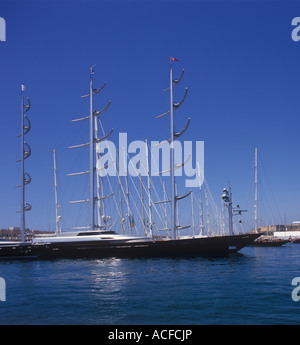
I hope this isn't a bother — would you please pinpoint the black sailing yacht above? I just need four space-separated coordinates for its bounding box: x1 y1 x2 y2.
0 62 260 259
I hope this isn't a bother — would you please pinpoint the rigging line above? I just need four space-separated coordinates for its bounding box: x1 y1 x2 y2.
203 180 224 236
145 140 173 221
193 192 205 232
258 163 272 220
102 173 121 217
258 154 283 224
149 177 170 226
130 156 150 211
146 139 169 194
124 147 167 228
96 116 122 219
129 154 167 227
260 186 272 226
71 173 89 229
61 105 89 151
149 175 170 222
203 178 221 218
260 177 276 225
244 158 255 214
125 153 152 234
53 152 64 230
113 151 131 228
241 155 255 230
83 88 121 222
130 154 167 227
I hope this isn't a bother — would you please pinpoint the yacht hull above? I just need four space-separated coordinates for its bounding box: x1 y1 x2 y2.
36 233 259 259
0 233 260 259
0 242 38 259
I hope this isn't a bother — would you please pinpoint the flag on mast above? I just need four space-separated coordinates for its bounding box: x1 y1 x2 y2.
170 57 180 63
21 84 26 91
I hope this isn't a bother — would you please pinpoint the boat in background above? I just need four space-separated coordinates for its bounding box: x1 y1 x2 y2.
249 235 290 247
248 147 288 247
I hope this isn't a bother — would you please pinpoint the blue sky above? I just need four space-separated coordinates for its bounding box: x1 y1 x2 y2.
1 0 300 231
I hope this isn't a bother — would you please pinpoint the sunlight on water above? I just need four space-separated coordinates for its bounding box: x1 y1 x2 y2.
1 245 300 324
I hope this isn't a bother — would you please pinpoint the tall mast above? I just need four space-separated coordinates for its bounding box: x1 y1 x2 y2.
69 67 112 231
191 190 195 236
162 181 168 230
254 147 258 233
20 88 25 242
205 189 210 235
19 85 31 242
52 149 61 234
169 64 176 240
123 147 132 234
156 58 189 240
198 186 204 235
95 114 102 228
197 161 204 236
139 160 146 235
89 67 95 231
145 139 153 238
116 149 125 234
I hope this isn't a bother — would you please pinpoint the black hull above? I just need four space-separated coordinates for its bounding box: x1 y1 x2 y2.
0 243 38 259
0 233 260 260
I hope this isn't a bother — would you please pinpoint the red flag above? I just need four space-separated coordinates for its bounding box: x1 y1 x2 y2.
170 57 180 62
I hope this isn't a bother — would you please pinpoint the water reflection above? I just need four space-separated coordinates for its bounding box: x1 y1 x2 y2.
1 245 300 324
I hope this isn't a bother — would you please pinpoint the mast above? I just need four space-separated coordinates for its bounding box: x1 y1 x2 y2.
116 149 125 234
145 139 153 238
19 85 31 243
89 67 95 231
139 160 146 235
156 58 189 239
52 149 61 235
69 66 113 231
20 88 25 242
254 147 258 233
94 102 101 228
205 189 210 236
175 183 179 227
197 162 204 236
123 147 132 234
191 190 195 236
162 181 168 230
199 186 204 235
169 64 176 240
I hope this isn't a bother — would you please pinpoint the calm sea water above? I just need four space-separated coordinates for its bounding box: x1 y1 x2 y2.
1 244 300 325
